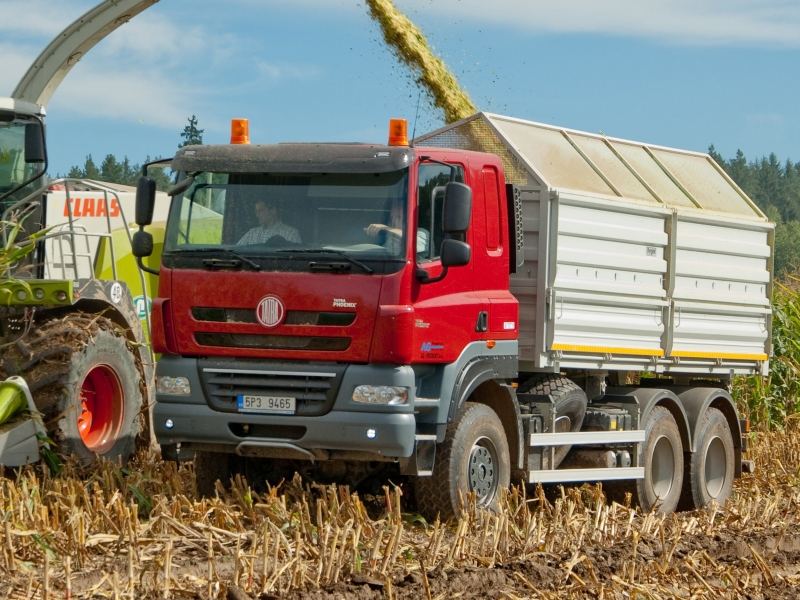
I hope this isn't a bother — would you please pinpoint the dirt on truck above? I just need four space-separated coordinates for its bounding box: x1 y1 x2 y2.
132 114 772 522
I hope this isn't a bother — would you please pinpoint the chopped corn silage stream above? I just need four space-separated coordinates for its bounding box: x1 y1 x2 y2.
0 428 798 599
365 0 476 124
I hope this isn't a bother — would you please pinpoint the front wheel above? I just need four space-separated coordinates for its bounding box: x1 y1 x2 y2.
413 402 510 522
679 408 735 510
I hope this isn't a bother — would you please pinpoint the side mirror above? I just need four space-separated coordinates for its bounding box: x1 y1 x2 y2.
440 239 471 268
135 176 157 227
416 239 471 284
24 123 45 164
443 182 472 233
132 230 154 258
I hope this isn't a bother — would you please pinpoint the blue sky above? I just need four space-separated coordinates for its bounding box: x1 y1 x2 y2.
2 0 799 175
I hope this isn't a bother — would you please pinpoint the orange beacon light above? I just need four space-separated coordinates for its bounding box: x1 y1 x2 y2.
388 119 409 147
230 119 251 145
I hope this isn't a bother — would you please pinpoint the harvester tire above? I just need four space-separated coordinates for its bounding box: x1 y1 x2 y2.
606 406 684 513
519 374 587 468
678 408 734 510
194 451 231 498
413 402 510 522
0 316 145 465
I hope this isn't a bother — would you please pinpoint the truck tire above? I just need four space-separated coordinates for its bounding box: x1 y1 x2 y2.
0 316 144 465
678 408 735 510
607 406 683 513
413 402 510 522
520 374 587 467
194 451 231 498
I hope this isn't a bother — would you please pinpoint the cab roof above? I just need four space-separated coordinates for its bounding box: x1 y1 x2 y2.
172 143 414 174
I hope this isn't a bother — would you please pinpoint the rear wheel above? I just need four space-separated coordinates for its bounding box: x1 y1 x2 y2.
413 402 510 522
0 316 144 465
607 406 683 513
679 408 735 510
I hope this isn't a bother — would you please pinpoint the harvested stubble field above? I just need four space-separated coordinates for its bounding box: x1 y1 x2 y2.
0 427 799 600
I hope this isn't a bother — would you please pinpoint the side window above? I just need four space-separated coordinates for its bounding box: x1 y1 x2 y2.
417 164 464 262
178 173 227 245
482 167 501 251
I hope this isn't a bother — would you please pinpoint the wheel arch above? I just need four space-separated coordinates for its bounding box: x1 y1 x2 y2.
447 353 517 417
468 380 524 471
673 387 742 476
607 386 692 452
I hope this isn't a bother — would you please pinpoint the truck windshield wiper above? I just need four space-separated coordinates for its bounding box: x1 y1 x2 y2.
173 247 261 271
276 249 374 274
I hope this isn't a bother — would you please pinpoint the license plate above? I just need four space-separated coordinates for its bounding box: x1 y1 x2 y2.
237 395 296 415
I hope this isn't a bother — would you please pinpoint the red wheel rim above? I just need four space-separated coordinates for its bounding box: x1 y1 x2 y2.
77 364 125 454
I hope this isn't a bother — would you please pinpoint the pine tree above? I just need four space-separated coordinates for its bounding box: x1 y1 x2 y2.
180 115 204 148
100 154 124 185
82 155 101 181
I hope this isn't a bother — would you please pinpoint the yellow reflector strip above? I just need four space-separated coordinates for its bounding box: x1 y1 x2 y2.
671 350 768 361
551 344 665 357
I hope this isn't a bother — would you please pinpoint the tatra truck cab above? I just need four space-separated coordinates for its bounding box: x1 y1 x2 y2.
136 115 771 520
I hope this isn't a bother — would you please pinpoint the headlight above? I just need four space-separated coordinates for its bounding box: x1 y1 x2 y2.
157 376 191 395
352 385 408 405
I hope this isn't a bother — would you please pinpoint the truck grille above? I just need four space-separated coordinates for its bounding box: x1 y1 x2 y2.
198 360 347 416
195 333 351 351
193 307 356 326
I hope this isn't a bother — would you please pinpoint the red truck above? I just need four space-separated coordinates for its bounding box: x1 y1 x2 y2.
135 115 770 519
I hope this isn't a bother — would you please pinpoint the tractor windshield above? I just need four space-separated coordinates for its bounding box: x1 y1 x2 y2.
163 170 412 267
0 121 41 208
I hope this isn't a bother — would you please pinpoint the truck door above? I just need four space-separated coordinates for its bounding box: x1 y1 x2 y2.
411 161 482 363
474 165 518 340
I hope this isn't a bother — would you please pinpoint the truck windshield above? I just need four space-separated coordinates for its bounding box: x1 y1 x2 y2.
0 121 40 206
163 170 410 260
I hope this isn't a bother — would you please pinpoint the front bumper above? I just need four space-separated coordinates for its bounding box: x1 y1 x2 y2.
153 355 417 458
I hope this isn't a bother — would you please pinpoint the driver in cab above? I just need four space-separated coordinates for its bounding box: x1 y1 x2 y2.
238 200 301 245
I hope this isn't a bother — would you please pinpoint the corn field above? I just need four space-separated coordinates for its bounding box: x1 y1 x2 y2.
733 277 800 429
0 422 797 600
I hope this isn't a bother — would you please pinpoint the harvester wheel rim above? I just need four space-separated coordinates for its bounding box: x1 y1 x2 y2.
77 364 125 454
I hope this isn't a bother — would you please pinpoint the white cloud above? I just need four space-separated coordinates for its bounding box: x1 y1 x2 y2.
437 0 800 47
0 1 95 36
0 1 317 128
0 44 38 96
6 0 800 55
251 0 800 47
51 64 192 129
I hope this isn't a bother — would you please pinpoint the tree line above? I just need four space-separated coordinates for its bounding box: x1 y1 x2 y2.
58 114 204 192
709 146 800 275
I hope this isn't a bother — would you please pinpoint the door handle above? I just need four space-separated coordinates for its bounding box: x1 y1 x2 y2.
476 311 488 333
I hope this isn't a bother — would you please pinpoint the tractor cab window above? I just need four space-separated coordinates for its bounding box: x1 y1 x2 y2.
0 121 40 206
417 163 464 263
